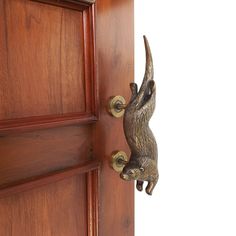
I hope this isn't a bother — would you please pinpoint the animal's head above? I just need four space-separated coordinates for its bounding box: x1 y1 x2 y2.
120 161 145 181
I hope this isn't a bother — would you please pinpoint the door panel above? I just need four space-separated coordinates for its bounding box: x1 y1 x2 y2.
0 163 99 236
0 175 88 236
0 0 85 119
0 0 97 131
0 125 92 185
0 0 134 235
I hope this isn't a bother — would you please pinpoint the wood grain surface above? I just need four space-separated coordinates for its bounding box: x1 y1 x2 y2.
0 0 134 235
0 125 93 186
94 0 135 235
0 0 85 119
0 0 97 131
0 174 88 236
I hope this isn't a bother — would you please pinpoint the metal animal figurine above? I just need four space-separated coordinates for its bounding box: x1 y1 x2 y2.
120 36 158 195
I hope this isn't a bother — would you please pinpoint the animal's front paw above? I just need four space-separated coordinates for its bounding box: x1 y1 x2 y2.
145 180 157 195
145 187 153 195
136 180 144 192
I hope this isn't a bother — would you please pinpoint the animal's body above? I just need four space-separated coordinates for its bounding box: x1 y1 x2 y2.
120 36 158 195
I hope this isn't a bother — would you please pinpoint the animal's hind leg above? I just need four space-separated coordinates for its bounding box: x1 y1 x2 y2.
130 83 138 101
138 80 156 115
136 180 144 191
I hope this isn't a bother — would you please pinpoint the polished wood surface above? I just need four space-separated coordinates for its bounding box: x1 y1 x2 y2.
0 125 93 186
0 0 97 131
0 161 99 236
0 0 134 235
0 160 99 199
0 0 85 119
95 0 134 235
0 175 88 236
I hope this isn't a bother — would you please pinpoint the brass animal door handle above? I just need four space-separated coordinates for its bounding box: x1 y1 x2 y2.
109 36 158 195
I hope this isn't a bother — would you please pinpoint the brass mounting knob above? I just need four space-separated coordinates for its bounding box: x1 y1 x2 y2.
111 151 128 173
109 36 159 195
108 96 126 118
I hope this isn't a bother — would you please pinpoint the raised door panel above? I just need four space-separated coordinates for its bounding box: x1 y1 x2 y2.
0 0 97 131
0 163 99 236
0 125 93 186
0 176 87 236
0 0 85 118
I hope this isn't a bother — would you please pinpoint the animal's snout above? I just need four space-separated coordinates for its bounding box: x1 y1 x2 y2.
120 172 130 180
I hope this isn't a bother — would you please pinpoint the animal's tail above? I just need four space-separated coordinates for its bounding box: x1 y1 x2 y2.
135 36 154 107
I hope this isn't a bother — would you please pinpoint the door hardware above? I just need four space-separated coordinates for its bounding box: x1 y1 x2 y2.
108 96 126 118
109 36 159 195
111 151 128 173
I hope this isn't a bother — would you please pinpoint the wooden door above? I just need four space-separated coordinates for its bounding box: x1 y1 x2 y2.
0 0 134 235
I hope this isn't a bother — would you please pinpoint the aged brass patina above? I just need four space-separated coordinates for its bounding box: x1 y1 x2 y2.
111 151 128 173
110 36 158 195
108 96 126 118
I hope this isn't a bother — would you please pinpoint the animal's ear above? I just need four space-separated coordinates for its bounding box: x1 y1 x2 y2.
140 167 145 172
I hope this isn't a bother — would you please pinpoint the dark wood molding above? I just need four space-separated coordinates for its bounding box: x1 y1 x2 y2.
0 114 98 133
63 0 96 5
31 0 95 10
0 160 100 199
87 169 99 236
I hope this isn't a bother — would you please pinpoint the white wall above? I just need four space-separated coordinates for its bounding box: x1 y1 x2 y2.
135 1 236 235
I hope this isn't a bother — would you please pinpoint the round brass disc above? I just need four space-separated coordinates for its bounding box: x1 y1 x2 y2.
108 96 126 118
111 151 128 173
